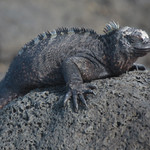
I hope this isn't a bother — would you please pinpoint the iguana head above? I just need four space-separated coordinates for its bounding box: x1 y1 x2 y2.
102 21 150 73
119 26 150 57
103 21 150 57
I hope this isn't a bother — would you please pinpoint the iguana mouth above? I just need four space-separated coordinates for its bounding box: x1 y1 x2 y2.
134 41 150 53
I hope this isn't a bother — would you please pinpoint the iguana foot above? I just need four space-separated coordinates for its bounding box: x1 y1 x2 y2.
129 63 146 71
63 83 96 111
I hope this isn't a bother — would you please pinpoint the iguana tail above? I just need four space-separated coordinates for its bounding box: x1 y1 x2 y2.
0 80 17 109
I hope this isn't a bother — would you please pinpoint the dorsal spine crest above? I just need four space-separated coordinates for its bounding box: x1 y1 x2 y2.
103 21 119 34
18 27 99 56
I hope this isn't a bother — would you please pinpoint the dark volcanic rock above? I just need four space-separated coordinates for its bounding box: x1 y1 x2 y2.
0 71 150 150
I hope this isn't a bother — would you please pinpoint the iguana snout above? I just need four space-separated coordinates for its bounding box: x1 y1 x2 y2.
119 27 150 56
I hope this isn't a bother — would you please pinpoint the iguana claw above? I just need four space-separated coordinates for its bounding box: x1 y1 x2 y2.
63 83 96 111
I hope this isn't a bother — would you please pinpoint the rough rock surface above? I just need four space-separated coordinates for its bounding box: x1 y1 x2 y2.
0 71 150 150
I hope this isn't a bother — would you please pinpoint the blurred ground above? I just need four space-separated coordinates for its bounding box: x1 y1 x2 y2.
0 0 150 78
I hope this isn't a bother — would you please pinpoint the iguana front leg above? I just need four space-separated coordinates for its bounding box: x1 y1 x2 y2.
62 56 109 111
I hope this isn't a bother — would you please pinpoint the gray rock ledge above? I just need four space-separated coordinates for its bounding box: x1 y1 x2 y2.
0 71 150 150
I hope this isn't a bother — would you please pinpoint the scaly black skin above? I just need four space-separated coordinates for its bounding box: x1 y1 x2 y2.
0 22 150 111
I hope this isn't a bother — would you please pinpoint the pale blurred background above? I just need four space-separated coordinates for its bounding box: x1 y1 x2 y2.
0 0 150 80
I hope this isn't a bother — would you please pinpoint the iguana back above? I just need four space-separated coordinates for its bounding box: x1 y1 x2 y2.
0 22 150 110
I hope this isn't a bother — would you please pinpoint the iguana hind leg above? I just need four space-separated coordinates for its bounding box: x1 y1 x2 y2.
129 63 146 71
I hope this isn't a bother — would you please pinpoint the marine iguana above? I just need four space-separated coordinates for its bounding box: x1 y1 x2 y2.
0 21 150 111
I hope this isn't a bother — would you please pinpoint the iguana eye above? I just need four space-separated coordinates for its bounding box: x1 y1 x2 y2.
125 35 135 43
130 38 135 43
